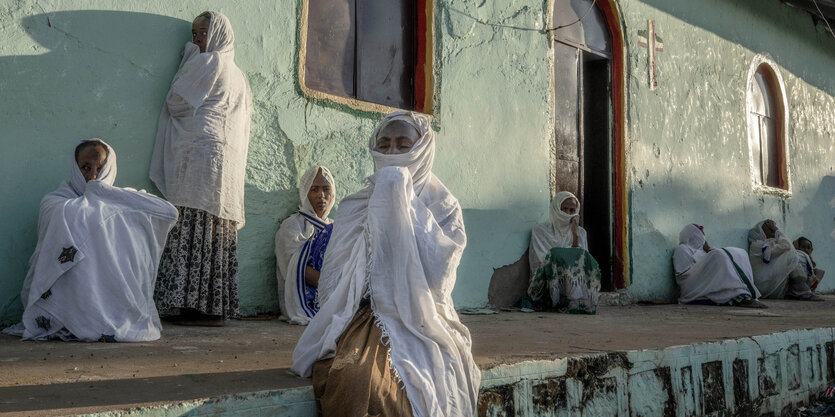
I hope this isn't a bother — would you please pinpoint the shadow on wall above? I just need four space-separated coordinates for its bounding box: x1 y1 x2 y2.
797 175 835 290
0 10 189 325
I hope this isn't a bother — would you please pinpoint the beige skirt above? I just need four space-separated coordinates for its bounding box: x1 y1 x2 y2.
313 303 413 417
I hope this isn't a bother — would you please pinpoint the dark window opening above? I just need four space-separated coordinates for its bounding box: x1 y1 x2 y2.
304 0 419 110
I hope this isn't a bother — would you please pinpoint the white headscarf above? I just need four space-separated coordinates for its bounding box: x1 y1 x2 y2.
69 139 117 196
292 112 480 417
528 191 588 275
368 111 435 195
549 191 580 246
297 165 336 219
673 224 707 275
747 220 799 298
149 11 252 228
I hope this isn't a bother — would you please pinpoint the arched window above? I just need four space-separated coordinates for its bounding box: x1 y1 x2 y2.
300 0 432 113
746 56 789 192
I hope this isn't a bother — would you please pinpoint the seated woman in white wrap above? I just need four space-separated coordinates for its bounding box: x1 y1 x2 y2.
2 140 178 342
275 165 336 325
527 191 601 314
151 11 253 326
673 224 764 308
748 220 822 301
291 112 480 417
793 237 825 292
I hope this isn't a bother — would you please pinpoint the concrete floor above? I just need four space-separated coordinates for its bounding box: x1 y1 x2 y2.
1 295 834 416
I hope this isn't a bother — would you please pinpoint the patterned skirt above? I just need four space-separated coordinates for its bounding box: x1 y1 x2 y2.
155 206 239 319
528 247 602 314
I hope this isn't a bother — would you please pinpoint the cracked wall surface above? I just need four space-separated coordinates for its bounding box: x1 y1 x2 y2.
1 0 834 324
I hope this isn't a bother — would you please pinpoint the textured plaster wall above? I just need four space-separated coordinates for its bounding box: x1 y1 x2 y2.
619 0 835 300
1 0 834 324
0 0 552 324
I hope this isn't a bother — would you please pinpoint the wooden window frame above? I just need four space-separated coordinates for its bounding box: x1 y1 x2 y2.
745 54 791 198
298 0 435 115
548 0 629 288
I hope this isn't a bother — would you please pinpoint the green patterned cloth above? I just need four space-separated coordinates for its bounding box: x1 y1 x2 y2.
528 247 601 314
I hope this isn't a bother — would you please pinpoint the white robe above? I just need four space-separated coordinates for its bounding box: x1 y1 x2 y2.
747 221 800 299
275 166 335 325
7 140 177 342
529 191 588 275
150 12 252 227
673 224 759 304
291 112 480 417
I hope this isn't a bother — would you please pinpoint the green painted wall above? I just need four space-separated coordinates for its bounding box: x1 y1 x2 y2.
620 0 835 300
1 0 833 324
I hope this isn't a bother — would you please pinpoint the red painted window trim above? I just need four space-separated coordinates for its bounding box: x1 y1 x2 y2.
595 0 627 289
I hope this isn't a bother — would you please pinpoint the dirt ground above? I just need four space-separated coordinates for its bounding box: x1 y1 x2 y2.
1 295 834 416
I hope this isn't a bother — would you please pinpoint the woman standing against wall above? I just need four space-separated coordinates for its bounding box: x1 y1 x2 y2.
150 11 253 326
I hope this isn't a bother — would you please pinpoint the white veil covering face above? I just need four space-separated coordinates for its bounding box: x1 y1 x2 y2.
528 191 588 275
275 165 335 325
673 224 707 275
747 220 799 298
291 112 480 417
149 11 252 228
8 140 178 342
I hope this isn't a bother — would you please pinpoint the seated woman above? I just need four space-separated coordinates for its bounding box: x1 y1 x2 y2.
793 237 825 292
275 165 336 325
3 140 178 342
291 112 480 417
673 224 764 308
748 220 821 300
527 191 601 314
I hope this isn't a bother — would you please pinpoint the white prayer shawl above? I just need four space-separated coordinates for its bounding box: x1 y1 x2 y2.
150 11 252 228
292 112 480 417
529 191 588 275
748 221 800 299
15 140 178 342
275 165 335 325
673 224 759 304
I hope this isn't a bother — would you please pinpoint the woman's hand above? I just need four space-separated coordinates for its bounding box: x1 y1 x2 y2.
703 241 712 252
570 216 580 248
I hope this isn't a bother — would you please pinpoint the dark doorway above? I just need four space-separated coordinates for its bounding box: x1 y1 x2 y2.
552 0 615 290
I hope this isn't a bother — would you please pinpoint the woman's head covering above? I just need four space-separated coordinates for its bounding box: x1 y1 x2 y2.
748 220 767 245
368 111 435 195
200 11 235 55
298 165 336 219
673 223 707 275
679 224 706 250
549 191 580 239
70 139 117 196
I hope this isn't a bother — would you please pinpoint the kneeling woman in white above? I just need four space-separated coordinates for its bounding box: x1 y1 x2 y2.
291 112 480 417
275 165 335 325
4 140 178 342
674 224 763 307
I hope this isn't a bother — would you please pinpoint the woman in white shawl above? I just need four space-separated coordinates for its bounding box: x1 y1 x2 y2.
748 220 821 300
527 191 601 314
2 139 178 342
291 112 480 417
673 224 764 307
275 165 335 325
150 11 253 326
793 237 825 292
